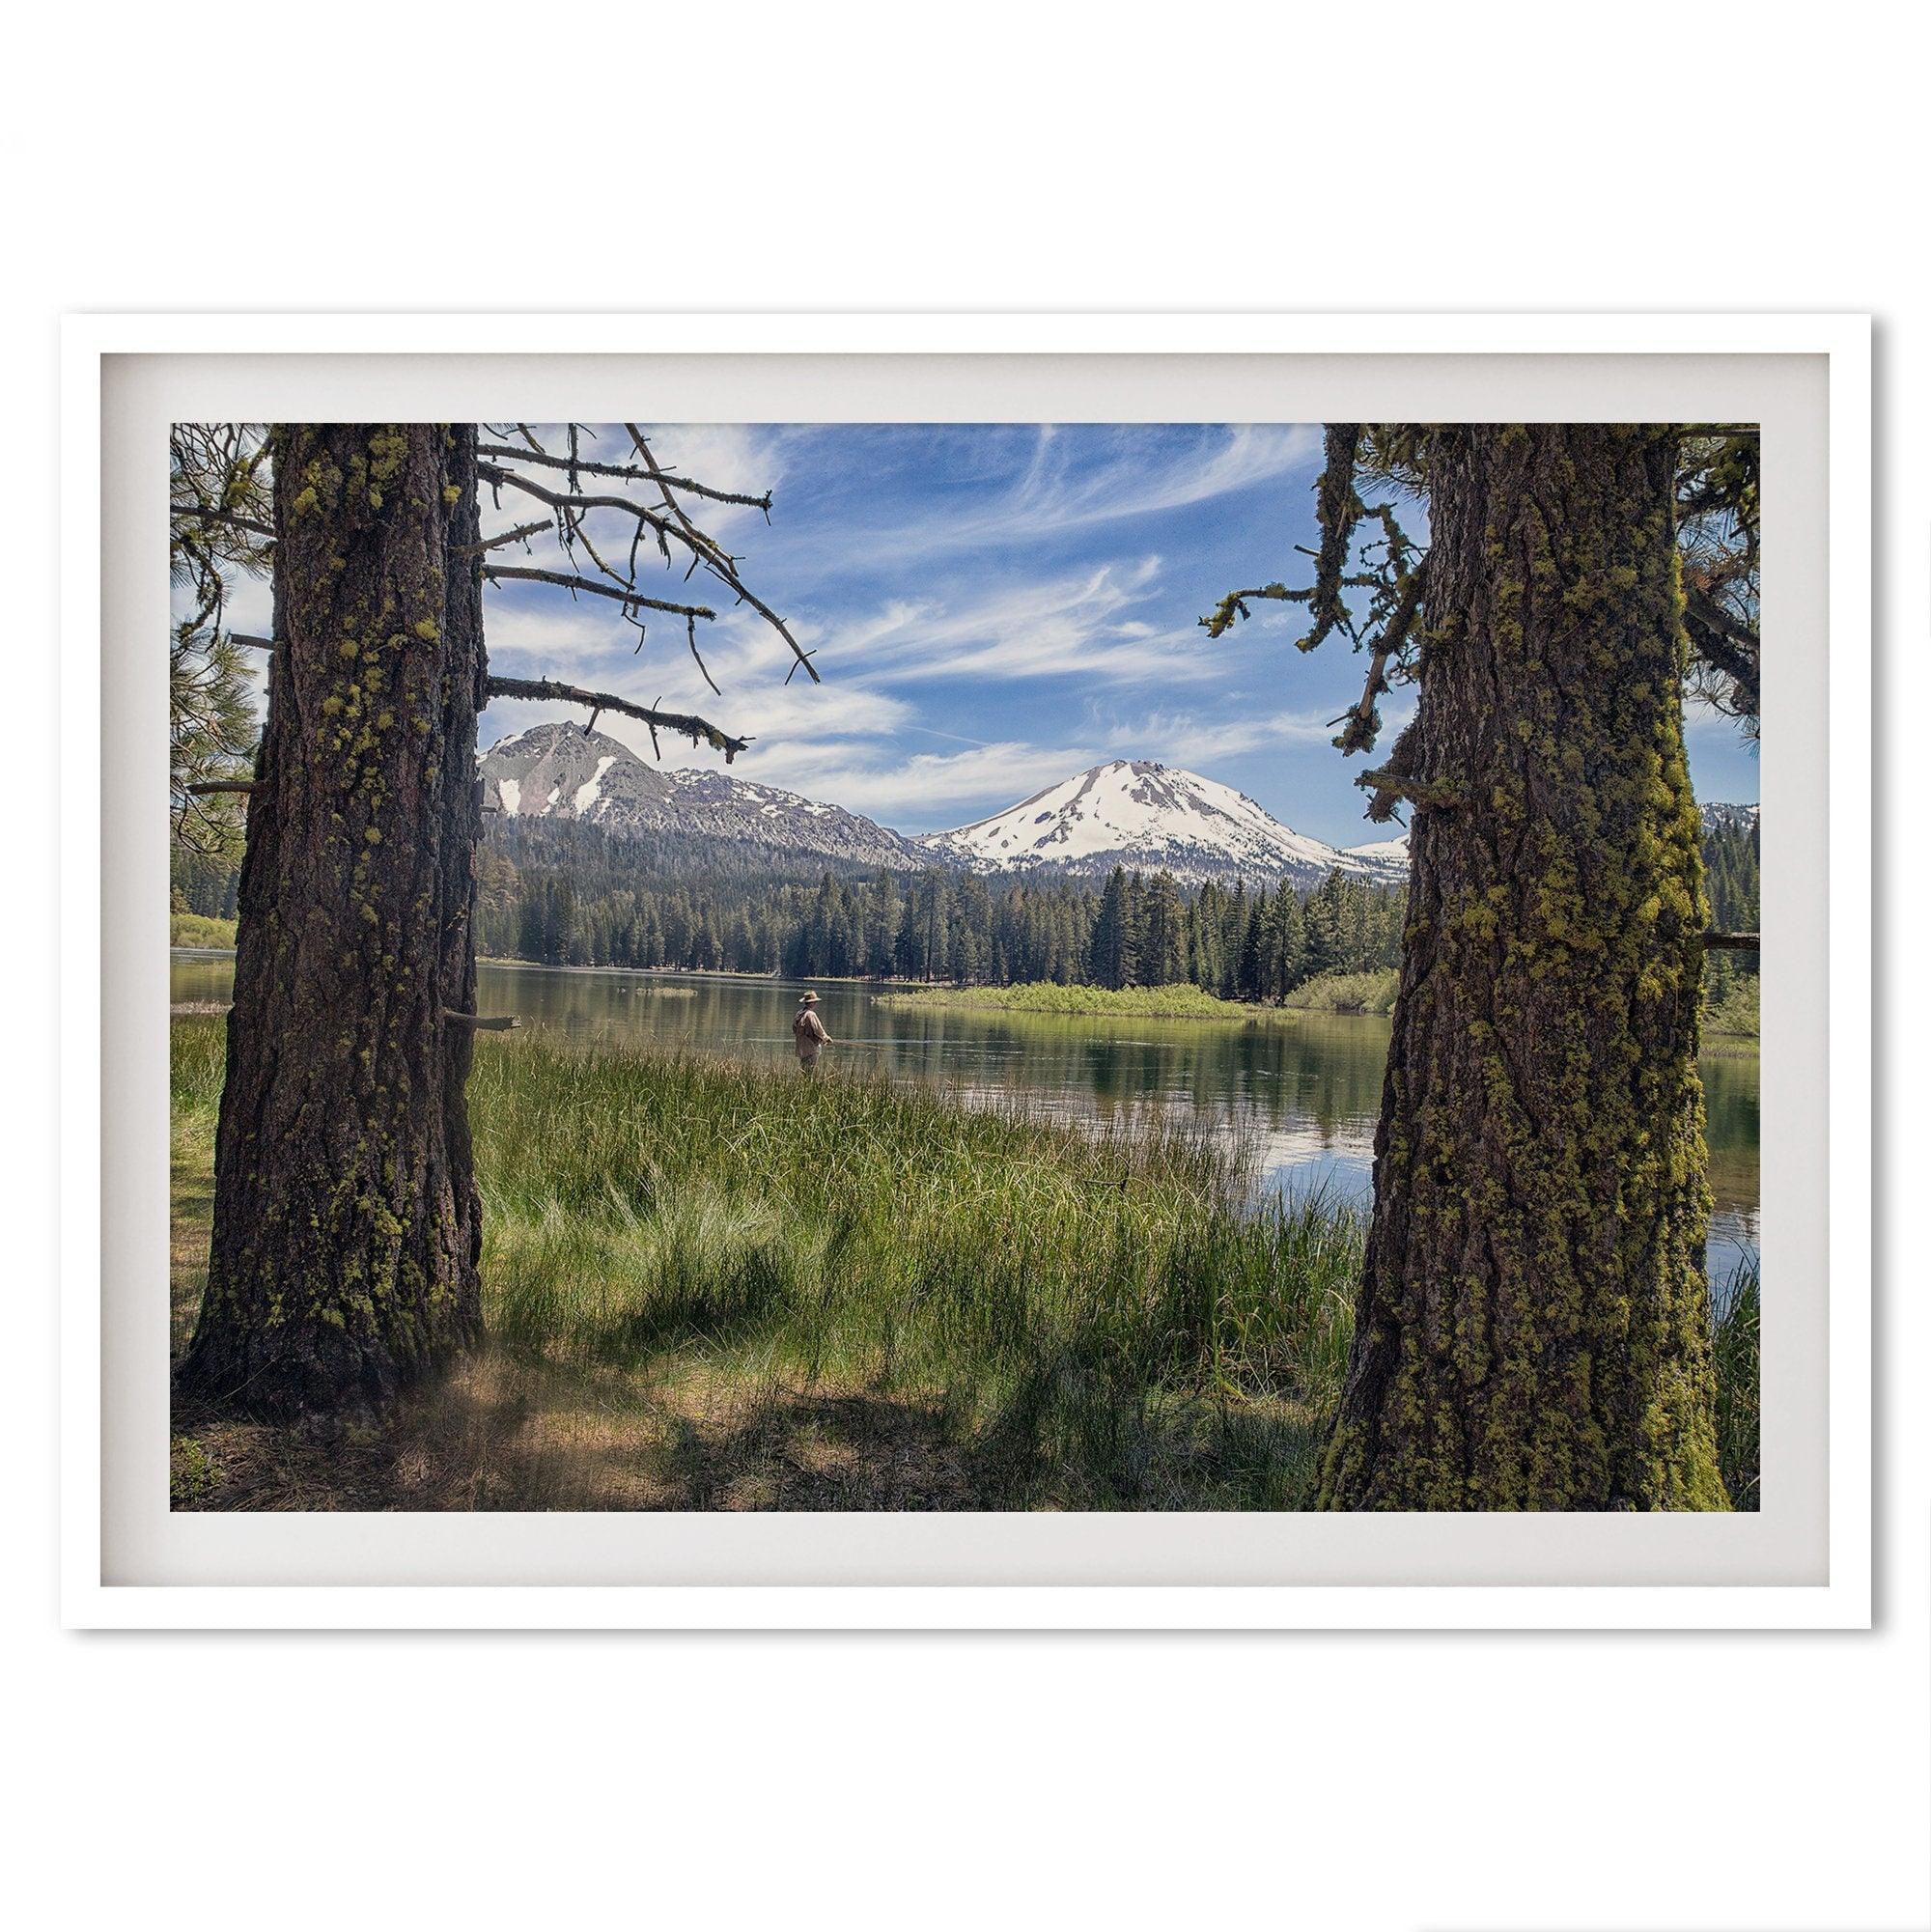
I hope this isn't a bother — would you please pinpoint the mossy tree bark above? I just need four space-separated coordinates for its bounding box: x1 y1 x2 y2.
179 425 488 1418
1318 425 1728 1509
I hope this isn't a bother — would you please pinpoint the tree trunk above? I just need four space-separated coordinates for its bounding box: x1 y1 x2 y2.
179 425 487 1418
1318 425 1727 1510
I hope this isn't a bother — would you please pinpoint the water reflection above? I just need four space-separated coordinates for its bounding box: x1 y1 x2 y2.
171 953 1759 1279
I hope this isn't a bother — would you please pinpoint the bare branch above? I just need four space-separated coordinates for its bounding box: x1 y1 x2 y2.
476 438 818 683
685 614 720 695
1330 558 1428 757
170 503 276 542
461 518 552 556
474 441 773 513
480 564 716 623
484 673 750 762
476 463 714 569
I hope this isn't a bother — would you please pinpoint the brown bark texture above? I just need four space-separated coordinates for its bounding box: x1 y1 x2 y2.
1318 425 1727 1510
179 425 487 1418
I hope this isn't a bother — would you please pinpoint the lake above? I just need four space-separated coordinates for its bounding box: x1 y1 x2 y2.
171 952 1760 1287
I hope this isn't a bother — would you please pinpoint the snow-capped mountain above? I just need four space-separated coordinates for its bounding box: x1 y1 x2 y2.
1698 800 1760 836
478 722 927 871
915 760 1413 888
478 728 1759 892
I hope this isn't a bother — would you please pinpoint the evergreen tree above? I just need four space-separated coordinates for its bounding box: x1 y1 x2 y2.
181 425 489 1416
1142 870 1187 985
1302 868 1349 978
182 422 798 1419
1088 867 1137 990
1208 422 1749 1508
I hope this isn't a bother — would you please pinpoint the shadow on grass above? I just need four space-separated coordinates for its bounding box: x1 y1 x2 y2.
171 1352 983 1512
169 1344 1327 1513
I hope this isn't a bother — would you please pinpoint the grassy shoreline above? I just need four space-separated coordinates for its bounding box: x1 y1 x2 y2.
873 981 1303 1022
1281 968 1399 1017
170 1018 1358 1510
1701 978 1761 1053
170 911 237 948
168 1016 1760 1512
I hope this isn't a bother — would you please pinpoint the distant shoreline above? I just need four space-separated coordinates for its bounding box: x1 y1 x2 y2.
875 982 1303 1023
170 949 1762 1050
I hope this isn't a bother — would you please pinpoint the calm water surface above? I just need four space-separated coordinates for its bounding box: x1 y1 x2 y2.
172 953 1760 1285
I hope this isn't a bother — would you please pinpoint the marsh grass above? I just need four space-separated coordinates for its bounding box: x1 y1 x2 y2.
168 1017 1760 1513
873 981 1298 1022
170 1018 1355 1510
467 1033 1361 1506
1711 1254 1761 1511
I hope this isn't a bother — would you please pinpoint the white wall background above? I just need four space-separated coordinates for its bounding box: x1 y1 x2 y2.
7 5 1923 1926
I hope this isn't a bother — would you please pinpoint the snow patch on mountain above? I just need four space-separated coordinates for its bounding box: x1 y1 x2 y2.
478 724 1761 895
478 721 928 871
573 756 615 815
1341 834 1411 869
1698 800 1760 835
917 760 1411 888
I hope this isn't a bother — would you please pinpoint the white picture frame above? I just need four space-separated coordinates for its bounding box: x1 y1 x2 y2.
63 312 1872 1629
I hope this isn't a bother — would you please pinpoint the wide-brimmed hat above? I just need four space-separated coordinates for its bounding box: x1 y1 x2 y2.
798 990 820 1004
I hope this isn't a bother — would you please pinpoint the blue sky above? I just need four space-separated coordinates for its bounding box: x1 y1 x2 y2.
212 423 1762 847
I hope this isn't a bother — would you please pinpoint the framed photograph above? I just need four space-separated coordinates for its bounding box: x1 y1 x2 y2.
63 313 1870 1627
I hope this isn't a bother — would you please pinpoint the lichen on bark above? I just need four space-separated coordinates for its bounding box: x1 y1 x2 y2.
1317 425 1728 1510
179 424 487 1418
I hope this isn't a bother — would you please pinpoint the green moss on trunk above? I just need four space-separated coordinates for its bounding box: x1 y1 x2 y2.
1318 425 1727 1510
180 425 488 1418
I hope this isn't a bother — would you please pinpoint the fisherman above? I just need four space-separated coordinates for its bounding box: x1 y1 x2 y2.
792 990 833 1074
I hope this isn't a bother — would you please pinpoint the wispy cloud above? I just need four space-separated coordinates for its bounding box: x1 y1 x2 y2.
814 557 1225 688
1007 423 1320 534
172 419 1750 854
1099 694 1421 769
735 738 1098 825
822 423 1320 575
478 596 626 669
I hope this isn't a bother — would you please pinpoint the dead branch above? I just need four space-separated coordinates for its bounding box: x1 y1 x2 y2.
1702 931 1761 950
1684 588 1761 714
443 1010 518 1030
475 441 772 513
171 503 276 542
484 673 750 762
476 430 818 685
479 564 716 623
461 518 552 556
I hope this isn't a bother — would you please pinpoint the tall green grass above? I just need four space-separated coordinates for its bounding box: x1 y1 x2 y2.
170 1017 1761 1511
463 1034 1357 1506
1712 1255 1761 1511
